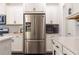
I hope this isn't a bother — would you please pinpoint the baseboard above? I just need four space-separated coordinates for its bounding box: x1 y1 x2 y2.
11 51 24 55
46 51 53 55
12 51 52 55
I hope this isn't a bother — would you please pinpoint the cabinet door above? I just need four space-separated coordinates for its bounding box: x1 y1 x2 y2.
46 38 52 51
63 3 73 16
63 47 74 55
73 3 79 14
53 44 63 55
46 35 53 52
0 40 11 55
24 3 45 12
6 5 23 24
67 20 76 36
33 4 45 11
55 51 62 55
46 4 59 24
0 4 6 14
11 36 23 52
6 6 15 24
15 6 23 24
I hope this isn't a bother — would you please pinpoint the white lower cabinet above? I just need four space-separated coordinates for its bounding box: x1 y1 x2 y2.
0 39 12 55
52 40 75 55
62 47 74 55
53 50 62 55
53 44 62 55
11 35 23 52
52 40 63 55
46 34 53 52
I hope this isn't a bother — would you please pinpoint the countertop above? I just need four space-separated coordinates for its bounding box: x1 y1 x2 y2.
0 33 23 42
46 34 79 54
0 34 13 42
51 35 79 54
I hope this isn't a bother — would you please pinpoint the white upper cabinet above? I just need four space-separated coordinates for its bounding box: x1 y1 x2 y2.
23 3 46 12
46 3 59 24
72 3 79 14
0 3 6 14
67 20 77 36
63 3 73 17
6 3 23 25
64 3 79 16
63 3 78 36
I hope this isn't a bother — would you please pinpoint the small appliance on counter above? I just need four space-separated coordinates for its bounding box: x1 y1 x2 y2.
0 28 9 36
0 15 9 36
46 24 59 34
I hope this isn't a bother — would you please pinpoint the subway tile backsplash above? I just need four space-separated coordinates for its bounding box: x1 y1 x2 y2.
6 25 23 33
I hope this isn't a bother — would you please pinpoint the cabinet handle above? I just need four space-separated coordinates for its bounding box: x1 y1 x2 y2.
63 53 67 55
56 46 59 48
52 41 55 44
52 42 55 44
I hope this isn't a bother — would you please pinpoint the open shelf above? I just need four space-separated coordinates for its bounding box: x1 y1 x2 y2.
66 12 79 21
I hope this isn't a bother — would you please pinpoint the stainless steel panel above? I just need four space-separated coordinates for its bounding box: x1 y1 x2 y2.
23 13 46 54
34 15 45 40
25 15 35 40
25 40 45 54
25 14 45 40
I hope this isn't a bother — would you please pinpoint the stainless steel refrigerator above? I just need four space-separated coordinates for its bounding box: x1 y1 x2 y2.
23 13 46 54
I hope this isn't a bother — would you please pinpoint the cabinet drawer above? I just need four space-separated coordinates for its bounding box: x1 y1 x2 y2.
11 35 23 52
63 47 74 55
52 40 62 52
53 45 63 55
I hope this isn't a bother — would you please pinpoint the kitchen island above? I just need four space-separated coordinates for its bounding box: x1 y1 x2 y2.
0 35 12 55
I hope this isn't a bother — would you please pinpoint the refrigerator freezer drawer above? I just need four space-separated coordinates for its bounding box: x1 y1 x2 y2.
25 40 46 54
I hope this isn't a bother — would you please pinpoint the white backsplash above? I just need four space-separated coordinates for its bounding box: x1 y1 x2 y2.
6 25 22 33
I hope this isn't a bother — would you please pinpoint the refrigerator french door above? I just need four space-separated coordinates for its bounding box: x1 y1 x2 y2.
23 13 46 54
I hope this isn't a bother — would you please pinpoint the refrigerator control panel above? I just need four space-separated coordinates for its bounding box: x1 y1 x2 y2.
26 22 31 32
